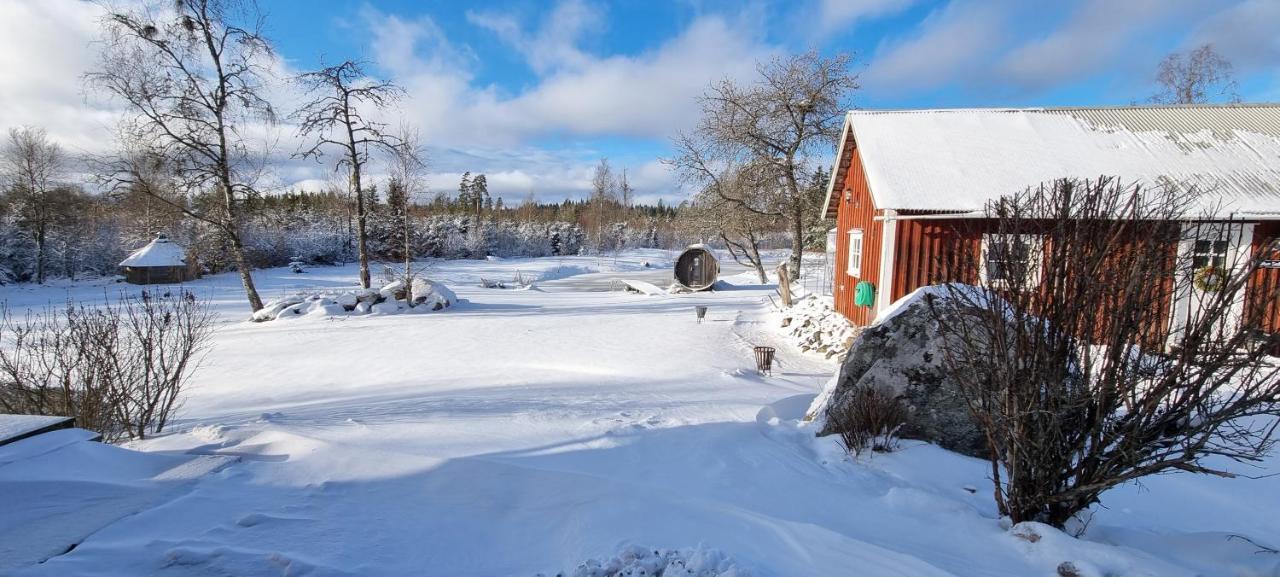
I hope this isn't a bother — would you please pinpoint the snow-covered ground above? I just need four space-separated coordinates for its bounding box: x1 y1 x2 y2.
1 250 1278 576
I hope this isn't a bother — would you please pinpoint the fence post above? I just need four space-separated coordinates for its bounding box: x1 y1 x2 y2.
776 262 792 308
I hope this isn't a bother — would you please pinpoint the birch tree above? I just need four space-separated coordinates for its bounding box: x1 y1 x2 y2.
385 123 427 294
90 0 276 311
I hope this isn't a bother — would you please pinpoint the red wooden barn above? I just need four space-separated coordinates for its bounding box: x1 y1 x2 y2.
821 104 1280 347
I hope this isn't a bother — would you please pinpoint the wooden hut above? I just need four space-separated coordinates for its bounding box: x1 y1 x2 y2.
119 234 198 285
673 245 719 291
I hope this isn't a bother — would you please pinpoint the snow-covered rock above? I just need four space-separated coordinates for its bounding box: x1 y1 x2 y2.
779 296 860 360
543 545 750 577
379 280 405 301
251 280 456 321
807 285 994 457
250 296 305 322
410 278 456 311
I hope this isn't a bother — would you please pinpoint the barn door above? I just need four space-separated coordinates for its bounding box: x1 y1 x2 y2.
1167 223 1254 348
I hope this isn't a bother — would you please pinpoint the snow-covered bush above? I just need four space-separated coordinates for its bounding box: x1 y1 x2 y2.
541 545 750 577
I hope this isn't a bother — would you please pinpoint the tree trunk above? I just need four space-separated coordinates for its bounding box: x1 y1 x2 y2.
403 200 412 306
34 227 46 284
790 201 803 281
218 178 263 311
226 228 263 311
353 166 371 289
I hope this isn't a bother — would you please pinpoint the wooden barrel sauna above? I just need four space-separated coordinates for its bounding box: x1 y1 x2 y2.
673 245 719 291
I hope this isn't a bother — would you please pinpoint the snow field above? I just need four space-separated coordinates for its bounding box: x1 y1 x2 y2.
0 250 1276 576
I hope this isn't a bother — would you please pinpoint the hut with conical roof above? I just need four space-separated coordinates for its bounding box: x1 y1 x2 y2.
119 234 198 284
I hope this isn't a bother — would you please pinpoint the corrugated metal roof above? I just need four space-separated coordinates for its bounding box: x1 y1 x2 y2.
831 104 1280 215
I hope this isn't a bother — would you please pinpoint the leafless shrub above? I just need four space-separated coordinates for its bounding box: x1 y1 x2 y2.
829 385 909 456
931 177 1280 528
0 291 214 441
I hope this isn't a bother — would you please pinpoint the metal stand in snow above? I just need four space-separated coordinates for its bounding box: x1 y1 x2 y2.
754 346 776 376
695 305 708 323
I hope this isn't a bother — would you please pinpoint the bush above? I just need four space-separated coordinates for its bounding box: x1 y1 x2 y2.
828 385 908 456
933 178 1280 528
0 290 214 441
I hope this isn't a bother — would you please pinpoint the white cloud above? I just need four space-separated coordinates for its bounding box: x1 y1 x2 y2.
466 0 604 74
998 0 1166 90
861 0 1008 93
997 0 1231 92
0 0 118 154
1186 0 1280 71
345 2 773 202
811 0 917 38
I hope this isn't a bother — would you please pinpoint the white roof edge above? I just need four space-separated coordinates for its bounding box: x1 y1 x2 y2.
847 103 1280 115
820 112 854 219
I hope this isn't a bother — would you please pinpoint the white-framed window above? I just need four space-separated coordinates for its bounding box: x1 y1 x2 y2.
847 229 864 277
1190 237 1230 270
980 233 1043 289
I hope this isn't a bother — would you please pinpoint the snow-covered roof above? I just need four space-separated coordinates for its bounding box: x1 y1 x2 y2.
823 104 1280 216
119 234 188 268
0 414 72 443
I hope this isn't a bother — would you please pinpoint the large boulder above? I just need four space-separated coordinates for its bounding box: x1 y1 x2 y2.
808 285 994 457
410 278 456 311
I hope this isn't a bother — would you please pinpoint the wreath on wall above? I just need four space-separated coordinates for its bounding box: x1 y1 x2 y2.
1193 265 1227 292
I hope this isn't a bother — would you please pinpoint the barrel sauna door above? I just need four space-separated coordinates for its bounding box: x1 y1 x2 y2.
690 256 705 285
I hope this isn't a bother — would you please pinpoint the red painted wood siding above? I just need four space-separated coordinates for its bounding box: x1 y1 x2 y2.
1248 221 1280 339
891 218 980 303
831 141 882 326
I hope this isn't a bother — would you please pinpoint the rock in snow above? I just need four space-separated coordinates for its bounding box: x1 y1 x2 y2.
252 279 456 321
780 295 860 360
807 284 992 457
541 545 750 577
410 277 456 311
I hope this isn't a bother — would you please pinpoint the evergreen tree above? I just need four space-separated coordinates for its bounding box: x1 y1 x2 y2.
457 172 473 214
472 174 489 217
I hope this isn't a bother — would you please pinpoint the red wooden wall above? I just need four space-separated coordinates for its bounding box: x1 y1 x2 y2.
889 218 980 303
831 140 883 326
1248 221 1280 339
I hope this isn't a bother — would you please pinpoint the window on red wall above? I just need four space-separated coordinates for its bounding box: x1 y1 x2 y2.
847 229 863 277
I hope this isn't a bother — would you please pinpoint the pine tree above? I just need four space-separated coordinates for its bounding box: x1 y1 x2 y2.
472 174 489 218
457 172 473 214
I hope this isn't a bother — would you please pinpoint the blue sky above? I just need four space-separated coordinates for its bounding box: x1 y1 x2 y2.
1 0 1278 203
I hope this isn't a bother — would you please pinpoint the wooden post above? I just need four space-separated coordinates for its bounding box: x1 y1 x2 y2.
776 262 793 308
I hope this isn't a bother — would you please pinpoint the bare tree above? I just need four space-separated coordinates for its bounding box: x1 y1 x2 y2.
1 127 67 283
932 177 1280 528
1149 44 1241 105
620 168 633 208
679 165 780 284
294 59 404 289
588 158 618 252
89 0 276 311
384 122 428 300
669 50 856 280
